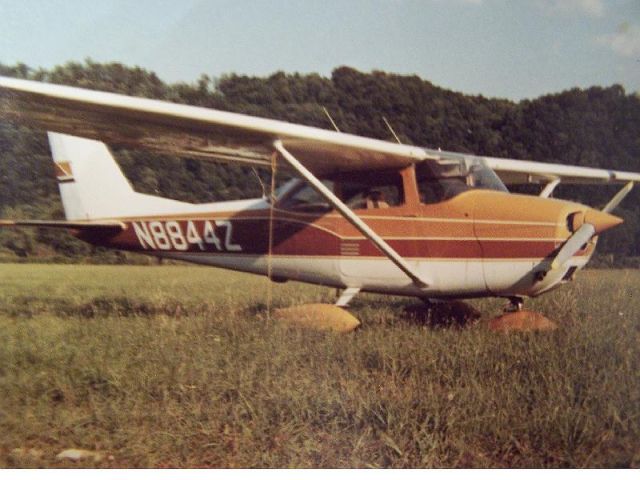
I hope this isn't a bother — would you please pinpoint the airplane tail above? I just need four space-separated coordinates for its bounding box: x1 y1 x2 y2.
48 132 191 220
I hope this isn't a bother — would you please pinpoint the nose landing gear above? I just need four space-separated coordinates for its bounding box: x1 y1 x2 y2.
489 296 557 332
506 296 524 313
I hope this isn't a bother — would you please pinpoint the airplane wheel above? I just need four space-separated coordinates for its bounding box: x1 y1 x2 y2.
487 310 557 332
273 304 361 333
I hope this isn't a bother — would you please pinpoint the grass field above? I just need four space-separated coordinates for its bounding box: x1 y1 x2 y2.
0 264 638 468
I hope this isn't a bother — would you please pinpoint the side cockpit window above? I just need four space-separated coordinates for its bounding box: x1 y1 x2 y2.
340 172 404 210
277 171 406 212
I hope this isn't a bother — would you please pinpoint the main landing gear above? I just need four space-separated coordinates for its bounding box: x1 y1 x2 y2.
267 287 362 334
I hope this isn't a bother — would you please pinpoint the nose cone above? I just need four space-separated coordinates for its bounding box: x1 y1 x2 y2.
584 209 623 234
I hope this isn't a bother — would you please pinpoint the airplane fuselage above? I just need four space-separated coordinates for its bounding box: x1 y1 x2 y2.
75 189 597 300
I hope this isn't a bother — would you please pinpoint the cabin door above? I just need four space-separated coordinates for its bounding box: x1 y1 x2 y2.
337 170 414 286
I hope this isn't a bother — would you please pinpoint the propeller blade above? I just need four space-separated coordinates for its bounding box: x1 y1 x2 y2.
603 181 634 213
551 223 595 270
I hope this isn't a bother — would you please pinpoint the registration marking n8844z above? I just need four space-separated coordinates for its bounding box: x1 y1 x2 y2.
132 220 242 252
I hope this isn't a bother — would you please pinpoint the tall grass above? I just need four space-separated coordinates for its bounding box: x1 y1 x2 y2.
0 264 638 467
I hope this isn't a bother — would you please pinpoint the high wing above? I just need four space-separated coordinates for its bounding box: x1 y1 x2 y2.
482 157 640 185
0 76 426 176
416 149 640 186
2 75 639 184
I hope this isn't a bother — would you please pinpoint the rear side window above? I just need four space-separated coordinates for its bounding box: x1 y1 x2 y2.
279 180 335 213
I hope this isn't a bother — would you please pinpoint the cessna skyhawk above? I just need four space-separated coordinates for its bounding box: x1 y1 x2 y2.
0 76 638 318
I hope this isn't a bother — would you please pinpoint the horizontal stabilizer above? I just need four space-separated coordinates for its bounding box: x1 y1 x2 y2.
0 219 126 234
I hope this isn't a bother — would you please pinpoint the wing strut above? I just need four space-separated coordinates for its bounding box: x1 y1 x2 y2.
539 179 560 198
273 140 430 288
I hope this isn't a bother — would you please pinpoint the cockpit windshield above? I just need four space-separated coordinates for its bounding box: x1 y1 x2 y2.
416 155 507 204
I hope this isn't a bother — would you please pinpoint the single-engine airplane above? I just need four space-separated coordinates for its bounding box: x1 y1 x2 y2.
1 76 639 318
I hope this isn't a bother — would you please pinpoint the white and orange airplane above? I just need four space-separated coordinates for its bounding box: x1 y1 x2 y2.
0 76 638 316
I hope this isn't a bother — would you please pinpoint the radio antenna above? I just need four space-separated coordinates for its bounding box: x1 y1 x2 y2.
382 116 402 144
322 106 341 132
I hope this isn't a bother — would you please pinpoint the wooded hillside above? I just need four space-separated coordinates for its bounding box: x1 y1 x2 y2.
1 60 638 264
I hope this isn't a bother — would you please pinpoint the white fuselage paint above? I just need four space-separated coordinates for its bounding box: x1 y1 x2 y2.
155 249 592 299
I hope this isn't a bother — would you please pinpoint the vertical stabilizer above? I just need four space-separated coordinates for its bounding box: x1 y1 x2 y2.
48 132 137 220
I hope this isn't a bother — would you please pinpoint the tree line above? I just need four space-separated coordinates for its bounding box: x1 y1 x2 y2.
0 60 639 264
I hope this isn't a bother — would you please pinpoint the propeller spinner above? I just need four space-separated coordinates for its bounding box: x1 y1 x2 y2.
550 183 631 271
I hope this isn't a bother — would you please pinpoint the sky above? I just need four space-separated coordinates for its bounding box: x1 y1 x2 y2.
0 0 638 100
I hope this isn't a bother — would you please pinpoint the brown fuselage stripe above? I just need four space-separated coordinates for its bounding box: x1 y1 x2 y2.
76 217 589 260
